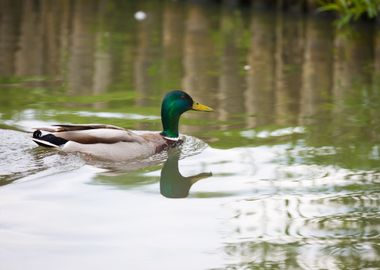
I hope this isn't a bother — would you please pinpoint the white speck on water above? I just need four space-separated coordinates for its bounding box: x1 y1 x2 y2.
134 11 146 21
243 65 251 71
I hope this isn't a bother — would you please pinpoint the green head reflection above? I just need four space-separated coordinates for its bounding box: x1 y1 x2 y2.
160 148 212 198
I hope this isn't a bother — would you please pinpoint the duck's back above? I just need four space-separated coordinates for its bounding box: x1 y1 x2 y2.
32 124 168 161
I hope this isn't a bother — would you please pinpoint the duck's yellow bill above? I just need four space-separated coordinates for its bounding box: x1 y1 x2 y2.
192 102 213 112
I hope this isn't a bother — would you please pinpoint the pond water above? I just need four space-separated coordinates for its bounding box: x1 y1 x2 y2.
1 1 380 269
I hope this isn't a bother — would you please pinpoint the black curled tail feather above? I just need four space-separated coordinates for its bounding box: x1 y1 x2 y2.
32 130 68 148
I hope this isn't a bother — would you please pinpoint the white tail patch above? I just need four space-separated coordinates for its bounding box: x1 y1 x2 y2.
32 138 60 148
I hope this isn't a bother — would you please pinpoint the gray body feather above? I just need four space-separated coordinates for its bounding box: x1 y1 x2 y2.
33 124 168 161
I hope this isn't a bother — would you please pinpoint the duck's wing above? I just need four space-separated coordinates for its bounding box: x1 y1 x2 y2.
37 124 125 132
33 124 146 146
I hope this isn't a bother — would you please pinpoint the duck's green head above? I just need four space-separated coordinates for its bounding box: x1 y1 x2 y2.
160 90 213 139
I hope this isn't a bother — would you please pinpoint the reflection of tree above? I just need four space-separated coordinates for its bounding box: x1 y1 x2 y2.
224 191 380 269
183 2 217 98
135 1 162 107
245 10 276 128
298 24 380 169
224 241 301 269
375 25 380 90
0 0 21 76
332 26 373 114
224 237 379 269
274 13 303 125
182 2 218 135
68 0 97 96
218 3 245 129
42 1 64 77
300 16 333 126
15 0 44 76
93 2 111 93
162 1 184 90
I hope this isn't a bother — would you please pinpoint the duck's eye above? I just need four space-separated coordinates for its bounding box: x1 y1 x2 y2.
180 94 186 99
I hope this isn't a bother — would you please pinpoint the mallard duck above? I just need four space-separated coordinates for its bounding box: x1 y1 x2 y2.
32 90 213 161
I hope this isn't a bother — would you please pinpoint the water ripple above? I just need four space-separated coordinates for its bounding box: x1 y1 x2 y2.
224 190 380 245
0 129 85 185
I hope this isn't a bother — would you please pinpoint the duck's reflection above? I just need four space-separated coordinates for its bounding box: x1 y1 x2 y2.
92 146 212 197
160 148 212 198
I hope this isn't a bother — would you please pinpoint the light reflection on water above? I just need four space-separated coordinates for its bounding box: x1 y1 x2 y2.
0 128 380 269
0 0 380 269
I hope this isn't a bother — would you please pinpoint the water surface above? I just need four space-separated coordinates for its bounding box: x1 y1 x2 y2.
1 1 380 269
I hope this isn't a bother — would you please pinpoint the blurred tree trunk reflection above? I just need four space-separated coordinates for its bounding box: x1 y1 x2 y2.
183 2 218 134
68 0 98 95
218 4 245 129
245 10 275 128
92 0 114 109
332 25 374 141
162 1 185 90
300 16 333 126
42 0 63 78
0 0 21 76
274 13 304 126
59 0 71 83
15 0 44 76
332 26 373 112
135 1 162 106
374 24 380 87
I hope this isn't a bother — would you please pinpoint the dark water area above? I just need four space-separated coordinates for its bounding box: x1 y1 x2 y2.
0 1 380 269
